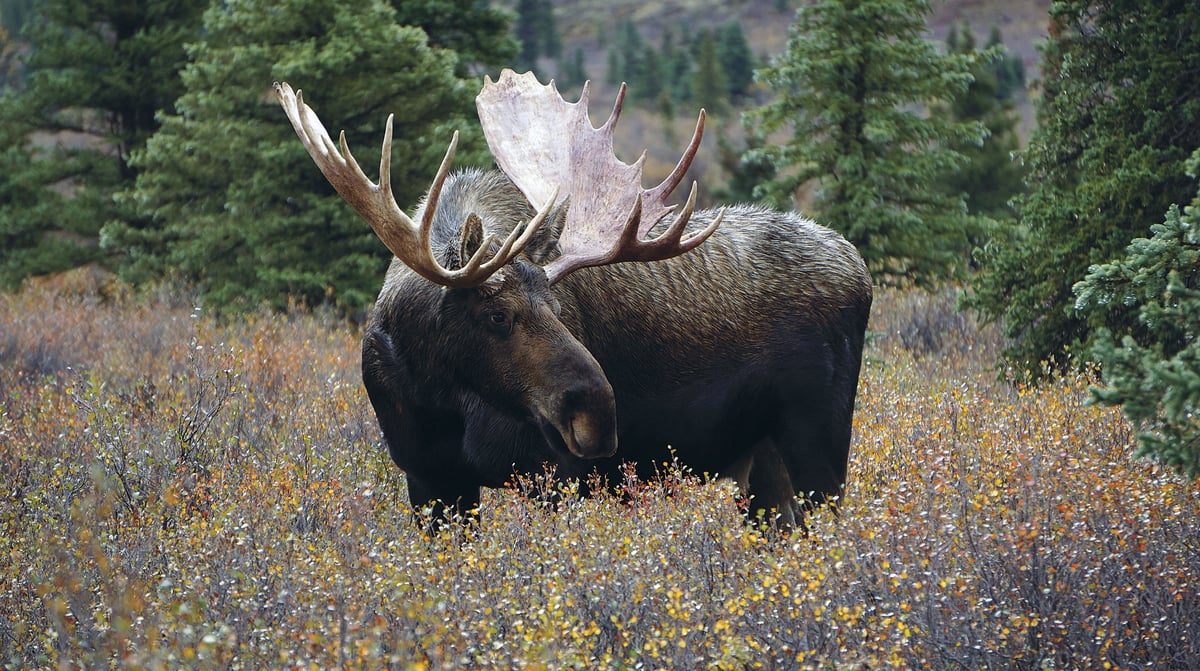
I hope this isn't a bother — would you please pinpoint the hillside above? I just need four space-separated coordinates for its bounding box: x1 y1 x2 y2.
534 0 1051 196
547 0 1050 76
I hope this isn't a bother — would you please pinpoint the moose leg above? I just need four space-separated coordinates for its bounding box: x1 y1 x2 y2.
406 475 481 527
746 439 804 528
773 401 849 518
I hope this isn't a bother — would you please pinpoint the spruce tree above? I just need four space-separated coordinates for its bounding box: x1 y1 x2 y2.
691 28 727 115
1073 149 1200 477
966 0 1200 375
714 132 776 205
662 25 694 104
0 0 31 37
939 22 1023 222
0 0 206 287
986 25 1025 102
513 0 559 74
559 46 588 89
716 21 754 101
0 24 19 87
751 0 986 286
613 21 647 99
637 41 664 104
108 0 491 313
392 0 517 74
605 45 622 87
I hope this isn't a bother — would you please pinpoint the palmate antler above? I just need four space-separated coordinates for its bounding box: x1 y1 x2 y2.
274 82 556 288
476 69 724 284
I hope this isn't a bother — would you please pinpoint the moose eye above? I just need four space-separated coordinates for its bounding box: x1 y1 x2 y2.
484 310 510 331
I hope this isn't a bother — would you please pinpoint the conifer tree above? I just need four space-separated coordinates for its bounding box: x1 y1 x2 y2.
966 0 1200 374
392 0 517 74
613 21 647 97
1 24 23 92
108 0 491 312
986 25 1025 101
559 46 588 89
0 0 31 36
1073 149 1200 477
0 0 206 287
691 28 727 115
605 45 622 86
939 22 1024 222
714 132 776 205
661 25 694 104
751 0 986 286
637 41 664 103
514 0 559 74
716 21 754 101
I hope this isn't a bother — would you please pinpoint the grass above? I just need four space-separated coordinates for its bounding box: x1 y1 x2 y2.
1 274 1197 670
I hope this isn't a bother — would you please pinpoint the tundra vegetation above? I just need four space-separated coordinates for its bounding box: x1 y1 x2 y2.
2 277 1197 669
1 0 1199 666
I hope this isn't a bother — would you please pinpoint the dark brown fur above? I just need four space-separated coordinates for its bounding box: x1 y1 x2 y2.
362 169 872 527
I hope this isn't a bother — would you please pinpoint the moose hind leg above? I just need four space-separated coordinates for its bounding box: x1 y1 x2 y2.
773 398 850 517
739 438 803 529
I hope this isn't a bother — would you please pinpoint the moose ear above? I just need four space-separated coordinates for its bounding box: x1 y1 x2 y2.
446 213 486 271
521 198 569 265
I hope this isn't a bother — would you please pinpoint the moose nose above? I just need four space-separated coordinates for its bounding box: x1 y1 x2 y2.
557 383 617 459
565 409 617 459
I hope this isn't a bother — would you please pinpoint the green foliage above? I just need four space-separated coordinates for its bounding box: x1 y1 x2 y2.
107 0 491 314
3 279 1198 668
751 0 988 287
662 25 695 103
713 131 776 205
514 0 559 73
391 0 519 74
966 0 1200 375
558 45 588 89
1074 152 1200 477
0 24 20 88
604 20 752 111
690 28 727 115
0 0 31 36
715 21 755 102
985 25 1025 101
0 0 206 287
938 22 1024 223
0 0 512 306
607 20 652 99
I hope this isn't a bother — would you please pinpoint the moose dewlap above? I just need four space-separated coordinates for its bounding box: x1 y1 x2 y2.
275 70 872 529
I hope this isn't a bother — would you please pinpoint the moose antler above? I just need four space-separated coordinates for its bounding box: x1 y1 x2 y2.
476 69 724 284
274 82 556 288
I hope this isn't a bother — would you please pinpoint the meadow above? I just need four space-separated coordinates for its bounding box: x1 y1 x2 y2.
1 273 1197 670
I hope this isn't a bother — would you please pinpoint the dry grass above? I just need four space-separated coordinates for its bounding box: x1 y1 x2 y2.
2 276 1197 670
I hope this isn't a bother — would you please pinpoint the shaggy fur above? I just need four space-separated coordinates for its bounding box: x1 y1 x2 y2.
362 169 873 527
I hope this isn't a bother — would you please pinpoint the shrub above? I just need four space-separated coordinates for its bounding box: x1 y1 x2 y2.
1 279 1197 669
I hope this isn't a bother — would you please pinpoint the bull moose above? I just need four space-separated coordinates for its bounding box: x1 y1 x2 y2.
275 70 872 528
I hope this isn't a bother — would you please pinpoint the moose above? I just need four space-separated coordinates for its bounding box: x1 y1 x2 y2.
275 70 872 528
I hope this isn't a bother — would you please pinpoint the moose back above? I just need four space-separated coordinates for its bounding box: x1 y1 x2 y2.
276 70 872 528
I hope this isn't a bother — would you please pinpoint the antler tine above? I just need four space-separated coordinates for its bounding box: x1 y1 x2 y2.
600 82 628 133
413 126 460 265
276 81 551 288
476 70 725 284
646 109 706 206
644 181 725 255
456 187 562 280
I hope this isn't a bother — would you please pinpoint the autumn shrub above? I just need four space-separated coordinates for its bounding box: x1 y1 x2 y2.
2 278 1197 670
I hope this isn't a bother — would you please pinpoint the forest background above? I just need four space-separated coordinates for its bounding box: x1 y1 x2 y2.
2 0 1200 667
